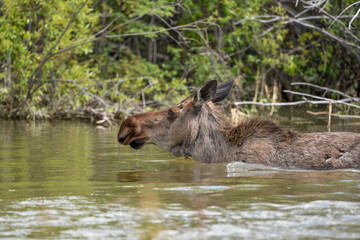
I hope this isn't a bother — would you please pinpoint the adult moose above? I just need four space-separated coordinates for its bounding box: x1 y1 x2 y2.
118 80 360 169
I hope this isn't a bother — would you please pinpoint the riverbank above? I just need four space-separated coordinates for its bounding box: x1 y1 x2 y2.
2 103 360 131
0 105 121 126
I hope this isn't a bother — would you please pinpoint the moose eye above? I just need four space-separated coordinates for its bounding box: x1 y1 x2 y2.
168 109 175 117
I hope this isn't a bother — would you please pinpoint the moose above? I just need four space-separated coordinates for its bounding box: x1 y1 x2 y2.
118 80 360 170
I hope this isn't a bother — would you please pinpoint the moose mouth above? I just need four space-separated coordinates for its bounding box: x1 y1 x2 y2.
129 138 149 150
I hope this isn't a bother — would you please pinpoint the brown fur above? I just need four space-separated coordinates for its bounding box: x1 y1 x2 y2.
118 81 360 170
227 119 298 147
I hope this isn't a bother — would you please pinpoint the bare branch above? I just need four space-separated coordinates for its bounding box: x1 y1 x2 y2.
234 99 354 107
234 15 283 25
329 1 360 27
290 82 355 99
300 0 329 9
349 7 360 30
286 18 360 53
234 13 360 57
307 111 360 119
283 90 360 109
235 82 360 111
320 10 360 44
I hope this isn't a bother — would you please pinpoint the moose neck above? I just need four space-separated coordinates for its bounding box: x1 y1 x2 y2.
171 102 236 163
171 102 297 164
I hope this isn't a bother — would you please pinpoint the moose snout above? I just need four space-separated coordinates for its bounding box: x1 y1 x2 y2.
117 115 148 146
117 118 134 145
117 132 130 144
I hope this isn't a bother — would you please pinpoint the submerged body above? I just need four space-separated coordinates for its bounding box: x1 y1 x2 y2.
118 80 360 170
226 119 360 169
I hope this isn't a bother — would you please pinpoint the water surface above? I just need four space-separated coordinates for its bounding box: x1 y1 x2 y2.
1 114 360 239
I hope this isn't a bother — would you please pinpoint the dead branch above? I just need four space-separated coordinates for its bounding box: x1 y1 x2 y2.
349 7 360 30
283 90 360 109
234 1 360 58
307 111 360 119
235 82 360 111
290 82 355 99
299 0 329 10
234 99 354 107
329 1 360 29
287 18 360 52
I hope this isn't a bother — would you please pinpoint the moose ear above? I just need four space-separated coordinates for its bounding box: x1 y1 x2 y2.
211 79 234 103
193 80 218 107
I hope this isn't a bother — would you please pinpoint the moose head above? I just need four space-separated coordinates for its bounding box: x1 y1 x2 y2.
117 80 234 161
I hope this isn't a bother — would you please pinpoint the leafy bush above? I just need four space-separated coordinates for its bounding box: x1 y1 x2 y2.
0 0 359 119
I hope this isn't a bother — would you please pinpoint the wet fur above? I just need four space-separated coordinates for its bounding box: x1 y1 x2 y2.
170 102 360 169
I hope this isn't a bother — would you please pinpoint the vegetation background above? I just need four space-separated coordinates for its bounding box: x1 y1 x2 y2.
0 0 359 122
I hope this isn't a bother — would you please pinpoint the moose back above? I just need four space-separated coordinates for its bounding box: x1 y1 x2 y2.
118 80 360 170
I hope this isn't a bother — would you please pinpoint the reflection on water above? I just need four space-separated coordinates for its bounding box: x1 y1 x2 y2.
0 113 360 239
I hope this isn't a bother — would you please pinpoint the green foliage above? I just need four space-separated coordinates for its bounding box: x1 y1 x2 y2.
0 0 359 118
0 0 99 111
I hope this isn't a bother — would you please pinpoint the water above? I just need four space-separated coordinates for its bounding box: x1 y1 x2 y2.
1 113 360 239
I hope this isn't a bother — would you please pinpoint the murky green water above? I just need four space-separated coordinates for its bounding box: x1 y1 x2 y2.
1 113 360 239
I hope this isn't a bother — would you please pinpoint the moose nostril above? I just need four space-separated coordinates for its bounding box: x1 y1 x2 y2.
118 133 130 144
